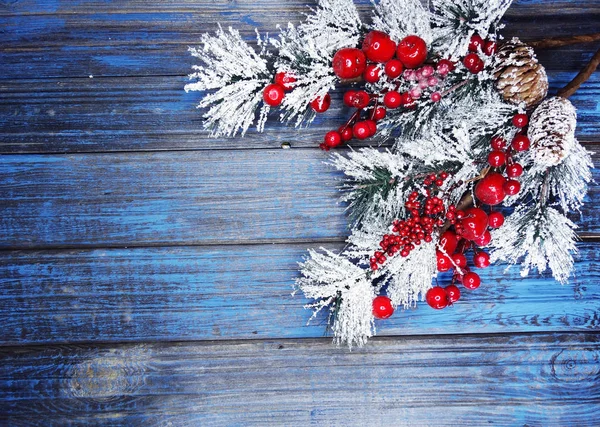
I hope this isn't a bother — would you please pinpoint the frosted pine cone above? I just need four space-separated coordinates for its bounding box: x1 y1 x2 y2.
527 97 577 167
493 38 548 109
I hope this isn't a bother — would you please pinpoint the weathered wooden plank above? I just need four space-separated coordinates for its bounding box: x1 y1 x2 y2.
1 333 599 425
0 0 599 79
0 242 599 345
0 147 598 249
1 72 599 154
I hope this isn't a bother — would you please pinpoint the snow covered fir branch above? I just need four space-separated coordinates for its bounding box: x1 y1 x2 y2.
187 0 595 347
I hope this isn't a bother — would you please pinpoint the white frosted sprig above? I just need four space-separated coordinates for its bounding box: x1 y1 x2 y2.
272 0 362 125
490 205 578 284
371 0 433 43
296 248 375 348
185 25 271 137
431 0 513 58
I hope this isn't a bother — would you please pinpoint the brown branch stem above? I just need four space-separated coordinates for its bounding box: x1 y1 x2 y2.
557 47 600 99
528 32 600 49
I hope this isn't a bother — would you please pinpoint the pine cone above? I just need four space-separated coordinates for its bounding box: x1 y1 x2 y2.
493 38 548 109
527 97 577 167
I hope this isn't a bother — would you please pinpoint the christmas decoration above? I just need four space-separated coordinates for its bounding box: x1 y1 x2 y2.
186 0 595 348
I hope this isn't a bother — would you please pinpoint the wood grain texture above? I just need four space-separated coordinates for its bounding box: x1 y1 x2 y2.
1 333 599 426
1 0 599 80
1 147 598 249
1 72 599 154
0 242 599 345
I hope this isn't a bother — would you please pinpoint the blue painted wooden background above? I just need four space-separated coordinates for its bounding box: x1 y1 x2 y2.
1 1 599 425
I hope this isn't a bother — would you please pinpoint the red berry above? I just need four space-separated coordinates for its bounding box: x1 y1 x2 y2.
436 59 456 74
512 134 530 151
463 272 481 290
488 211 504 228
436 251 452 272
512 114 529 128
439 230 458 254
483 40 497 56
396 35 428 69
469 34 484 52
506 163 523 178
362 31 397 63
474 172 506 206
384 91 402 109
373 106 387 121
426 286 449 309
274 72 296 91
474 230 491 247
445 284 461 303
352 121 371 140
400 92 415 108
384 59 404 78
473 251 490 268
351 90 371 109
263 83 285 106
310 93 331 113
488 150 507 167
490 136 506 150
372 295 394 319
364 64 381 83
463 53 484 73
365 119 377 136
332 47 367 79
459 207 489 240
452 253 467 268
338 126 353 142
343 90 356 107
324 131 342 148
503 179 521 196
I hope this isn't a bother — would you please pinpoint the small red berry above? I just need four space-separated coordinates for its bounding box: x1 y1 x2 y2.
439 230 458 254
426 286 449 309
338 126 353 142
459 207 489 240
400 92 415 108
503 179 521 196
332 48 367 79
363 64 381 83
352 121 371 140
436 251 452 272
487 150 507 167
512 114 529 128
373 106 387 121
353 90 371 109
483 40 497 56
473 251 491 268
445 284 461 304
474 230 492 247
452 253 467 268
365 119 377 136
463 53 484 73
512 135 531 152
474 172 506 206
372 295 394 319
263 83 285 106
506 163 523 178
324 131 342 148
385 59 404 78
343 90 357 107
469 34 484 52
490 136 506 150
310 93 331 113
488 211 504 228
463 272 481 290
396 35 428 69
436 59 456 75
384 91 402 109
274 72 296 91
362 31 397 63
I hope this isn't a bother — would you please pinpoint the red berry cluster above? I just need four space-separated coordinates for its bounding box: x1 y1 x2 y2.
462 34 497 74
262 72 297 107
474 113 529 206
369 171 450 271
